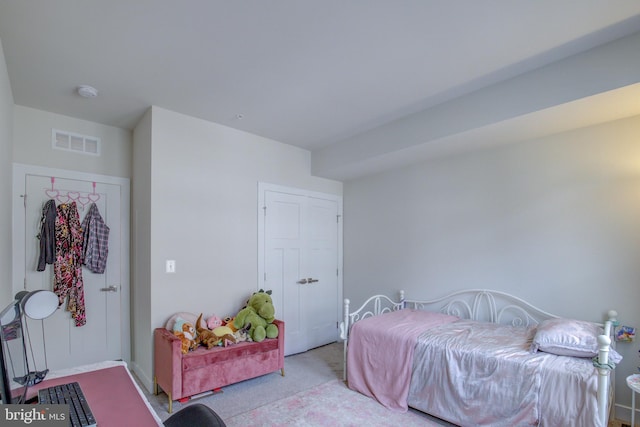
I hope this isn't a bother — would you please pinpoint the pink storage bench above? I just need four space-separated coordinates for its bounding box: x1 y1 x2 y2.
154 319 284 413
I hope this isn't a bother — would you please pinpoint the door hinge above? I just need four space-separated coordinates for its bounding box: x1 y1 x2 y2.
336 268 339 277
21 194 27 208
337 214 341 223
263 206 267 216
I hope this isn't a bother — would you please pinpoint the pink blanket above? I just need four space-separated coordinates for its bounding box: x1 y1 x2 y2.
346 309 458 412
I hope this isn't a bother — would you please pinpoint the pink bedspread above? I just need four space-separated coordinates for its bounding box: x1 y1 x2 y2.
346 309 458 412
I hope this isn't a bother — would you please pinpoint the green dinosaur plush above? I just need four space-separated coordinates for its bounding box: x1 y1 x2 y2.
234 290 278 342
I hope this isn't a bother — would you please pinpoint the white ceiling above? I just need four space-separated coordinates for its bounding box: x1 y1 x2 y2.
1 1 640 180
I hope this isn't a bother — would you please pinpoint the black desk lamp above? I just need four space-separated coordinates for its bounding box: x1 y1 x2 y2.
10 290 58 386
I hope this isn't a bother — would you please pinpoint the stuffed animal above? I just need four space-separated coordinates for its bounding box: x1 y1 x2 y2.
195 313 220 349
211 325 237 347
233 290 278 342
172 317 197 354
207 315 223 330
222 316 238 332
233 323 252 343
221 335 236 347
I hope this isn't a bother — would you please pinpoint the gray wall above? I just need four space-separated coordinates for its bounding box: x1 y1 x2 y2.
344 114 640 411
130 106 343 390
0 40 14 307
13 105 132 178
131 108 153 387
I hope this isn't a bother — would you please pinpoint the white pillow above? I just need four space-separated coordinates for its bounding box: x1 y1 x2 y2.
165 312 206 331
530 318 601 358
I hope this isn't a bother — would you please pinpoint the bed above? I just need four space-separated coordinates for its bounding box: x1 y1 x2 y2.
339 289 619 427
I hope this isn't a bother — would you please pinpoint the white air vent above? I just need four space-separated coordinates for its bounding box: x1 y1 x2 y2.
52 129 101 156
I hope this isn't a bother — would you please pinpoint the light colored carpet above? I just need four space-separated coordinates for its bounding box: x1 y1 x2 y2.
142 342 453 425
224 378 440 427
141 342 630 426
144 343 349 421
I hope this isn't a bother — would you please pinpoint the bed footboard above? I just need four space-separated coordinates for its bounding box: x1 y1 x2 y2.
596 311 618 427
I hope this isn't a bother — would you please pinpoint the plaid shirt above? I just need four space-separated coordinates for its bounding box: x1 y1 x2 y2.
81 203 110 274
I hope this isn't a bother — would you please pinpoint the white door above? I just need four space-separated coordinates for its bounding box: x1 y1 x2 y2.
12 165 130 371
259 184 342 355
306 196 341 349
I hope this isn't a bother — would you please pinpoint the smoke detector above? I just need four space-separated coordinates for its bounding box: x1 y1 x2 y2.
77 85 98 98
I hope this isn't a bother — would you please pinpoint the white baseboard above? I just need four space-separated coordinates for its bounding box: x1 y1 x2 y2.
613 402 635 425
130 360 154 394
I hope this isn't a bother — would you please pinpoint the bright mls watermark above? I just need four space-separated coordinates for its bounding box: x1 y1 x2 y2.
1 405 68 426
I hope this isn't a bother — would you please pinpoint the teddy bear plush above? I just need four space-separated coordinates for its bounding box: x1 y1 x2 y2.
172 317 197 354
233 290 278 342
195 313 221 349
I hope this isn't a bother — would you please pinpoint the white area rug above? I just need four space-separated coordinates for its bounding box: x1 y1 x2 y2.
224 379 441 426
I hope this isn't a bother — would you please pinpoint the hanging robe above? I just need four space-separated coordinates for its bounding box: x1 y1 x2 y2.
37 199 57 271
54 202 86 327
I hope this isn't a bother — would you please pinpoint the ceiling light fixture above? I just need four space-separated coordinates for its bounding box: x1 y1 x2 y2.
77 85 98 98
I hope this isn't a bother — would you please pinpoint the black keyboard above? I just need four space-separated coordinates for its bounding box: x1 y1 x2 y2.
38 381 97 427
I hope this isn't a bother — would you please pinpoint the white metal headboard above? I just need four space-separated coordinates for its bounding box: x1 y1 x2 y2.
405 288 562 327
339 291 406 341
404 288 616 329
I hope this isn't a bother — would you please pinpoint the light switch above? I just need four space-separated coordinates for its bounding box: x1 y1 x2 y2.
166 260 176 273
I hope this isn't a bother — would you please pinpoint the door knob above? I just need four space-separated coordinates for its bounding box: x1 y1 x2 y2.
100 285 119 292
307 278 319 283
297 279 308 284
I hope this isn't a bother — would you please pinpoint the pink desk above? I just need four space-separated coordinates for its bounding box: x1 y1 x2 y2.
26 362 162 426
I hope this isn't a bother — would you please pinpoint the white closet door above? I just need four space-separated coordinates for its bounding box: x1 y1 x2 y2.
260 184 342 356
305 196 340 350
264 191 307 355
13 165 130 371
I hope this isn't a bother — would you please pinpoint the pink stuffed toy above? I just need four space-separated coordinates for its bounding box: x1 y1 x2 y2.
207 315 222 330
